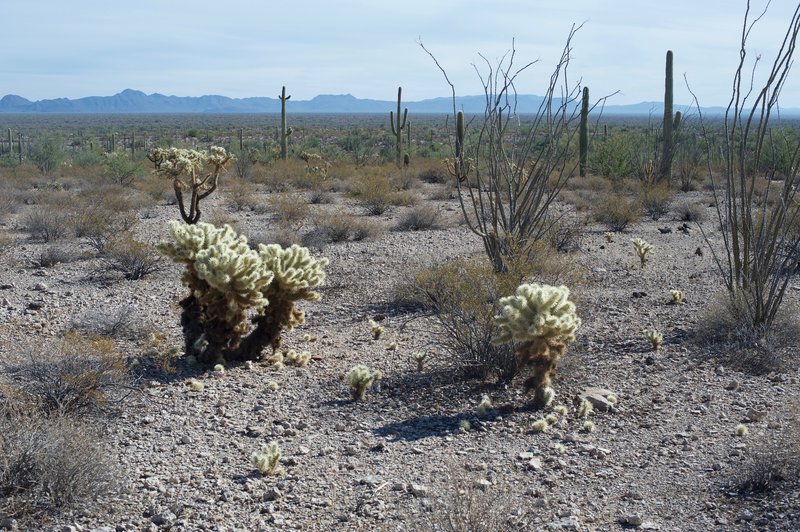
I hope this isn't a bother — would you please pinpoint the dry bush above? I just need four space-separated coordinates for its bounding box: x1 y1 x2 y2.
390 169 419 191
697 292 800 374
70 198 139 254
0 408 119 521
313 212 384 242
32 245 78 268
254 159 311 191
308 190 333 204
425 474 530 531
396 204 444 231
24 210 71 242
729 400 800 494
545 214 584 252
98 233 164 280
269 194 311 228
416 159 449 184
0 189 20 221
675 201 706 222
134 173 175 204
593 194 641 232
225 178 260 212
250 227 303 249
205 211 243 234
3 333 132 417
639 183 675 220
71 304 145 341
396 256 529 380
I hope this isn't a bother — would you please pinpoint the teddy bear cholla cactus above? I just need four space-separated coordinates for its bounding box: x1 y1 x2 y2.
159 221 328 363
631 238 654 268
494 283 581 407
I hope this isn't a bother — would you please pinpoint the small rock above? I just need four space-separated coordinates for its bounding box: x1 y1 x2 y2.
263 486 283 501
528 457 543 471
33 282 48 291
625 513 643 527
475 479 492 491
518 451 535 460
1 518 16 530
745 409 767 423
409 483 428 497
740 509 753 522
725 380 740 391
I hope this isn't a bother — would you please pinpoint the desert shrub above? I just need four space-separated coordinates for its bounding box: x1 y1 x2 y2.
308 190 333 204
417 161 449 184
99 233 163 280
396 204 443 231
313 212 384 243
103 152 142 186
33 245 77 268
639 183 674 220
593 195 641 232
24 210 71 242
3 333 131 417
396 256 525 380
269 194 311 228
424 471 530 531
545 215 584 252
70 200 139 254
729 403 800 494
0 408 118 521
675 201 706 222
28 137 66 176
71 305 145 340
697 292 800 374
588 132 634 180
71 149 105 168
226 178 260 212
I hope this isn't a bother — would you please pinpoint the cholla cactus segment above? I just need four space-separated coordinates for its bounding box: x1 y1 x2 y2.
368 319 384 340
194 240 273 313
531 419 549 433
347 364 379 400
285 349 311 367
251 442 284 476
645 329 663 350
258 244 329 300
494 283 581 344
159 221 243 265
631 238 654 267
670 289 685 304
604 232 615 243
476 395 493 417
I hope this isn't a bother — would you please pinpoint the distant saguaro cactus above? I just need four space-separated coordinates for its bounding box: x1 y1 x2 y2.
390 86 409 167
279 86 291 160
579 86 589 177
7 128 11 156
659 50 680 181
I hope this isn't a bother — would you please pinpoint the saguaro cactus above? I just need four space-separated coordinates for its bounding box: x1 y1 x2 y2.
579 86 589 177
6 128 11 156
279 86 291 160
390 86 409 167
660 50 679 181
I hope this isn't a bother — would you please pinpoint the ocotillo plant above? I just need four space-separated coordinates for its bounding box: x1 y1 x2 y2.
279 86 291 160
579 86 589 177
390 86 409 167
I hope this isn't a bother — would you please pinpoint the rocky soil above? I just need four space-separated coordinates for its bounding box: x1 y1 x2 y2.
1 179 799 531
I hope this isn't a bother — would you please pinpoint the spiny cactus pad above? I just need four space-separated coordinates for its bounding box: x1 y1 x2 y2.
494 283 581 344
258 243 328 299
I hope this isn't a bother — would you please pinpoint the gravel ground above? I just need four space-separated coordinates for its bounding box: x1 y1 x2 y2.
0 180 799 531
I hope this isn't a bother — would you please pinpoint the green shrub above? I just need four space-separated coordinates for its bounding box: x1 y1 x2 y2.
593 195 641 232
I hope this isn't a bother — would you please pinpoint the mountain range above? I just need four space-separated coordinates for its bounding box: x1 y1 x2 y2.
1 88 798 116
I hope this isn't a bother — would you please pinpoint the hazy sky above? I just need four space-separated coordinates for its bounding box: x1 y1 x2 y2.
4 0 799 107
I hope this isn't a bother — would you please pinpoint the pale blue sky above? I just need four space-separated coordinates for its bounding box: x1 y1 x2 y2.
3 0 799 107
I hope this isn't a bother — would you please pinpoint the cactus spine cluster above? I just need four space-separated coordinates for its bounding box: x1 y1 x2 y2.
494 283 581 407
579 86 589 177
390 86 409 168
279 86 291 160
158 221 328 363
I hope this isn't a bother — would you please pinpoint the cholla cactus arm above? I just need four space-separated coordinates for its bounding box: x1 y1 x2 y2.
631 238 654 268
348 364 378 400
258 244 329 300
494 284 581 344
158 221 241 265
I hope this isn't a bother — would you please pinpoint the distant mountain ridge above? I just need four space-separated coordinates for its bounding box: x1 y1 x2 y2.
0 88 797 116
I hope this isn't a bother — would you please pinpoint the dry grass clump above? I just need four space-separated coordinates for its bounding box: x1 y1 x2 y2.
313 211 384 242
71 304 146 341
697 292 800 374
639 183 675 221
545 215 584 253
225 177 261 212
396 256 521 380
415 159 449 184
32 245 78 268
675 201 707 222
424 471 530 531
593 194 642 232
396 203 444 231
24 210 71 242
2 333 132 417
98 233 164 280
267 193 311 228
729 401 800 494
0 407 119 522
253 159 311 191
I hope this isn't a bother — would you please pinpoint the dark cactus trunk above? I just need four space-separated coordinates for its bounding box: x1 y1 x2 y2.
579 86 589 177
660 50 674 181
390 86 408 168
